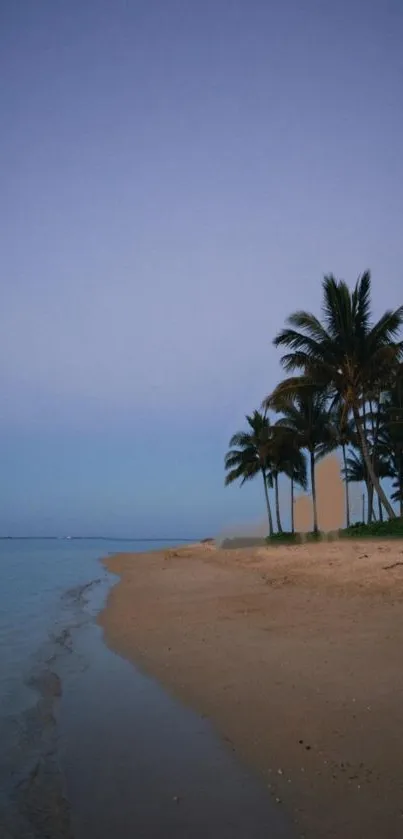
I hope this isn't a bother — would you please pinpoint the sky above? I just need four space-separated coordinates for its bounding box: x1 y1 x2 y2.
1 0 403 537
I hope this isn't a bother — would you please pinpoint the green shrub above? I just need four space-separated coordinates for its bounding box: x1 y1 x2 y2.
339 517 403 539
265 518 403 545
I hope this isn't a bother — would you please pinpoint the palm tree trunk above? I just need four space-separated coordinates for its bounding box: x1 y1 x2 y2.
342 444 350 528
367 482 373 525
400 452 403 518
370 395 384 524
291 476 295 534
274 472 283 533
369 398 379 518
262 469 274 537
353 404 396 519
310 449 318 533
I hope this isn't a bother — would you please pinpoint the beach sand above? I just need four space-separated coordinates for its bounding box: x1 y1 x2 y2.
99 540 403 839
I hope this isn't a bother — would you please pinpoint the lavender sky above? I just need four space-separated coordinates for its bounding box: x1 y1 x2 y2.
1 0 402 537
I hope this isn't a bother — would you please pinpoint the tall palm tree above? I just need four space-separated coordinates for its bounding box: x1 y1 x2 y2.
264 387 333 533
224 411 274 536
271 272 403 518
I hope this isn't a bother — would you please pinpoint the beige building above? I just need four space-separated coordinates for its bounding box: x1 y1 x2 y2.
294 455 345 533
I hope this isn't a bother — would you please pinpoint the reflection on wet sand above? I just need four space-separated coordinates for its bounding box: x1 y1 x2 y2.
59 619 292 839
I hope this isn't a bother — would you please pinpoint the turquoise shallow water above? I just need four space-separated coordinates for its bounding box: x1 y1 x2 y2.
0 538 292 838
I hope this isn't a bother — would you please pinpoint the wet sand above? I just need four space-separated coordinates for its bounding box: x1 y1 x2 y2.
100 540 403 839
60 615 291 839
1 668 72 839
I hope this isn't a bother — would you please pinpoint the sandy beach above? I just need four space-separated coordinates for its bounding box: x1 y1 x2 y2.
100 540 403 839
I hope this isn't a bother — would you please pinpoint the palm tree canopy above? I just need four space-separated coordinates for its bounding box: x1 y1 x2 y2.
271 272 403 408
391 479 403 504
270 423 308 489
343 449 392 484
224 410 273 487
278 432 308 490
315 403 357 460
380 377 403 451
268 386 334 458
343 450 368 484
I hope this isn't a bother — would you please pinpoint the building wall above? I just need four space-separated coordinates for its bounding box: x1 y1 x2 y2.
294 455 345 533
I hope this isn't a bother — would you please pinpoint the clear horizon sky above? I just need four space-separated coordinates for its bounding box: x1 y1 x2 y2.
1 0 403 537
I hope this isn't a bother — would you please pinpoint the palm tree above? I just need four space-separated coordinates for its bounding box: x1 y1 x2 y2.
378 368 403 518
271 272 403 518
274 424 307 533
343 448 392 524
268 424 305 533
224 410 274 536
267 429 284 533
324 405 356 528
343 450 370 521
264 386 333 533
391 480 403 518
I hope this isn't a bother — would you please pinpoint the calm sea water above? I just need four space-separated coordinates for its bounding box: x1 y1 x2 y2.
0 538 188 834
0 538 292 838
0 538 185 720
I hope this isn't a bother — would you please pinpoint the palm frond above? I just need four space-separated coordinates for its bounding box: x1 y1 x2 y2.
285 311 331 344
262 376 315 411
367 306 403 348
353 270 372 335
228 431 253 449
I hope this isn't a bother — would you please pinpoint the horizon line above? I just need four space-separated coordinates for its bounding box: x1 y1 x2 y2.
0 536 204 542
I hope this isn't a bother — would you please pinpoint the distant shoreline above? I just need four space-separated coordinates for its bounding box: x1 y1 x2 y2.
0 536 202 542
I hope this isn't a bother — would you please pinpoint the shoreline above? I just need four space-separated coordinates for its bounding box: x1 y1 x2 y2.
56 545 292 839
99 539 403 839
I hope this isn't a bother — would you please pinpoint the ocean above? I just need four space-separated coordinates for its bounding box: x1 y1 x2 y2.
0 538 291 838
0 537 189 720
